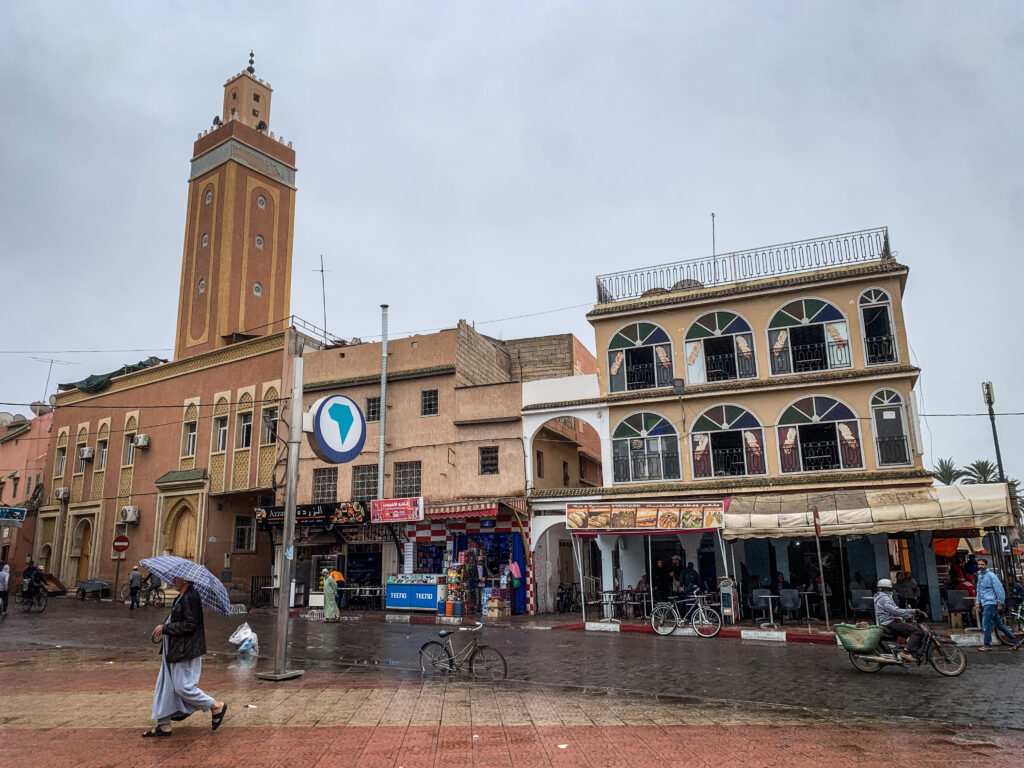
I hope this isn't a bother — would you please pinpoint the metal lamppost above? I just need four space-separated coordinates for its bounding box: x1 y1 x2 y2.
257 354 305 682
982 382 1011 580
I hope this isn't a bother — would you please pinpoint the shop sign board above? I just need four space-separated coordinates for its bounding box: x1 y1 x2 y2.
566 501 724 532
0 507 26 528
371 496 424 524
256 501 367 527
308 395 367 464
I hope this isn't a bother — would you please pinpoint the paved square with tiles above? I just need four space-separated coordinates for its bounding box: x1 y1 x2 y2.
1 646 1022 767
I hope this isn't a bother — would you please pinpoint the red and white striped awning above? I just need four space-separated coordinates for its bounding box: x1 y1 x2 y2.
426 501 498 520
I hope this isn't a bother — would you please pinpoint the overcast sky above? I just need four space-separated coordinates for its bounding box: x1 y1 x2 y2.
1 2 1022 478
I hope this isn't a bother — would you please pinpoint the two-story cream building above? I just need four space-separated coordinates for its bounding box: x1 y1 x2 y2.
526 228 1012 618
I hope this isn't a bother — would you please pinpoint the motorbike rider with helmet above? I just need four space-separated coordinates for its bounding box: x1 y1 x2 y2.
873 578 926 662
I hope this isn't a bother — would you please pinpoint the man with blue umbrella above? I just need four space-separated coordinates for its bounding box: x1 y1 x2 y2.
140 555 230 737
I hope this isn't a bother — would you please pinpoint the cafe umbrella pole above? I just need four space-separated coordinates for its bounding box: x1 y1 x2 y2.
257 355 305 682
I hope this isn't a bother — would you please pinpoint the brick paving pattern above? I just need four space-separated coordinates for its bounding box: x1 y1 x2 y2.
1 648 1022 767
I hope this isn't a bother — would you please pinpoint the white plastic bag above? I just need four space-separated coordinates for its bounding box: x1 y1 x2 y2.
228 622 258 656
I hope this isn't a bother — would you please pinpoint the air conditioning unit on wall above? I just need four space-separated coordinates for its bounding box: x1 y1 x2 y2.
54 487 70 500
120 506 140 524
133 434 150 449
78 446 94 461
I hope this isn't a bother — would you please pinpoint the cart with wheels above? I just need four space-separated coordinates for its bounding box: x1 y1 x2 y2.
75 578 112 600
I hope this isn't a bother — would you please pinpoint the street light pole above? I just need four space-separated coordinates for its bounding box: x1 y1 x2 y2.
257 354 305 682
981 381 1010 581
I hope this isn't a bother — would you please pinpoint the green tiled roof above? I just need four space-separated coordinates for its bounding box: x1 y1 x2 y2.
155 469 207 485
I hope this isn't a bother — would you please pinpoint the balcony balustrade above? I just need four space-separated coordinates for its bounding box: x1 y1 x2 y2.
865 335 897 365
613 453 681 483
875 435 910 466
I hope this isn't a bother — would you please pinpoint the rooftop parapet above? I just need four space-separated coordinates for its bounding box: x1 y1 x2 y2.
595 227 891 304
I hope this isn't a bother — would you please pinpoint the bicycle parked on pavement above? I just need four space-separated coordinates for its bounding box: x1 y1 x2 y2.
419 621 508 680
556 582 580 613
650 589 721 637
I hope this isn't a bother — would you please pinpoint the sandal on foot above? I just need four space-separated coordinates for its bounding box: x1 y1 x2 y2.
979 645 991 652
211 703 228 731
142 727 172 738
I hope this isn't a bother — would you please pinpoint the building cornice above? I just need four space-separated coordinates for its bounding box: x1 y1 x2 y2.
528 468 934 500
305 365 456 393
587 260 909 319
54 333 287 406
522 364 920 412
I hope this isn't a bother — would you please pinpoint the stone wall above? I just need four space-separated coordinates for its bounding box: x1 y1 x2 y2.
454 320 511 386
503 335 575 383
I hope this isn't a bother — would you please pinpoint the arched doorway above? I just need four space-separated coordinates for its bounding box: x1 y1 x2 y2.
38 544 52 572
72 518 93 581
163 499 198 559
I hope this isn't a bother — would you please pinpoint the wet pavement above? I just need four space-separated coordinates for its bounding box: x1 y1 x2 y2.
3 598 1024 732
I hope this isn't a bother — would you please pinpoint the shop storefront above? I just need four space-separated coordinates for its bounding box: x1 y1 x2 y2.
404 500 532 615
256 501 405 607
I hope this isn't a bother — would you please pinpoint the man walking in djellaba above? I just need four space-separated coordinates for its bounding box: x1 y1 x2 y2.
143 575 228 737
322 568 340 622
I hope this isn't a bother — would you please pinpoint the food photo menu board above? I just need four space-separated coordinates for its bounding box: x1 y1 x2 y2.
565 501 724 532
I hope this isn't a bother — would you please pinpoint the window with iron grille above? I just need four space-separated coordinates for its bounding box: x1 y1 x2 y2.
420 389 439 416
312 467 338 503
479 446 499 475
234 514 256 552
394 461 421 497
535 450 544 479
365 396 381 422
352 465 378 508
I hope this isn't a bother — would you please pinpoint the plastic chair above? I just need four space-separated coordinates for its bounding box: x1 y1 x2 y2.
849 589 874 617
779 589 801 620
749 589 771 625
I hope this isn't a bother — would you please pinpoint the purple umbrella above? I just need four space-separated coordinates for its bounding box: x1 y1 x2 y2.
141 556 231 616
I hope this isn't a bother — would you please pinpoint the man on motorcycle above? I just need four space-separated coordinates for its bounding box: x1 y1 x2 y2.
873 578 926 662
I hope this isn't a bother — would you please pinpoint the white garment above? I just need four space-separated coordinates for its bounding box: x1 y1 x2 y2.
151 637 214 722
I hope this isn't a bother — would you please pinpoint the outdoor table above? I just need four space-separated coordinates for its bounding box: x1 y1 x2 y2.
759 594 780 630
598 590 622 623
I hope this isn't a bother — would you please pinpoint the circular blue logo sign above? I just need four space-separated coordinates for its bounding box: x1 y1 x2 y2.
311 395 367 464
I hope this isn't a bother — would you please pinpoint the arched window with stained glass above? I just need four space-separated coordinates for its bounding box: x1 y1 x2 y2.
777 396 863 473
612 412 681 483
767 298 852 375
870 389 911 466
607 322 674 393
689 405 766 478
684 311 757 385
859 288 898 365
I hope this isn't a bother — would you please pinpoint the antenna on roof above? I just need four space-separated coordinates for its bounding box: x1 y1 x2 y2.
314 255 330 344
29 357 76 403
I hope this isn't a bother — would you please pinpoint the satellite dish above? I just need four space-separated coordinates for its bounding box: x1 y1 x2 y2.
48 394 57 406
212 115 222 126
0 412 12 426
11 414 26 424
30 401 52 417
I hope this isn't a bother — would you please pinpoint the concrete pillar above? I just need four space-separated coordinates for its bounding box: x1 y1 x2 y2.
617 536 646 590
870 534 891 588
595 534 619 617
771 538 791 582
910 531 942 620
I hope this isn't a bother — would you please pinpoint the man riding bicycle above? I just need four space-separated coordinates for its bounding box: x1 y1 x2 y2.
873 578 926 662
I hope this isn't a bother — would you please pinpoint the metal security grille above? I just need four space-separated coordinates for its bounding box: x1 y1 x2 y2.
479 446 499 475
312 467 338 504
365 396 381 422
420 389 439 416
351 464 378 508
394 461 421 497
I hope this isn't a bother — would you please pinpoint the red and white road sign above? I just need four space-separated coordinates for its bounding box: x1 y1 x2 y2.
112 535 130 552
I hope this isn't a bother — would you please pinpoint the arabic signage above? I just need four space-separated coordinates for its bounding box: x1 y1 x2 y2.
0 506 26 528
371 496 424 524
256 501 368 527
566 501 724 532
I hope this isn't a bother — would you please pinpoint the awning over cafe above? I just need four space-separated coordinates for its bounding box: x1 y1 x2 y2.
722 484 1014 540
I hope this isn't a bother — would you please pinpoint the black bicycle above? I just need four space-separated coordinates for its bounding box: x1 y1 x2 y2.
651 590 721 637
20 580 47 613
419 622 508 680
556 582 580 613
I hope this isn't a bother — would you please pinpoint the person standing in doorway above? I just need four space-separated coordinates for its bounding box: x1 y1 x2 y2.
652 560 670 602
976 557 1023 651
129 566 144 610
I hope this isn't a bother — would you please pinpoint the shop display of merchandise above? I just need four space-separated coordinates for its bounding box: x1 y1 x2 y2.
387 574 441 586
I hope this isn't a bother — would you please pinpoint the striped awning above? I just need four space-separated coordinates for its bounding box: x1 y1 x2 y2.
426 502 499 520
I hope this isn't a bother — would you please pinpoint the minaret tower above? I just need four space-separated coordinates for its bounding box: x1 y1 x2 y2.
174 52 296 360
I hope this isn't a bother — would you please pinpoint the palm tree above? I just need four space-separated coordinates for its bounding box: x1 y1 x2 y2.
932 457 964 485
961 459 999 484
